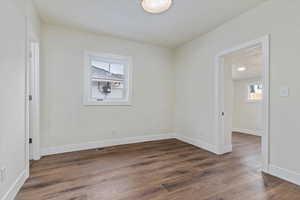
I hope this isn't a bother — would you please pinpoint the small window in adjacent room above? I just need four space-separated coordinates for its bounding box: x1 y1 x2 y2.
84 52 132 105
247 83 263 101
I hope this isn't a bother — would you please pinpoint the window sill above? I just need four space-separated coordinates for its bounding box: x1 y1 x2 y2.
83 100 132 106
246 100 262 103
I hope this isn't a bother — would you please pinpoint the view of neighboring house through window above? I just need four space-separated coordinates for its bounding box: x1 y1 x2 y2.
84 52 131 105
91 60 125 100
248 83 263 101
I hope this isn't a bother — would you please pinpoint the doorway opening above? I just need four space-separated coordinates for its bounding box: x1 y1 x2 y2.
214 36 269 172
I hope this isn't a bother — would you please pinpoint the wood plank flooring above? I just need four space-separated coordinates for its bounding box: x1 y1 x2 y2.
16 132 300 200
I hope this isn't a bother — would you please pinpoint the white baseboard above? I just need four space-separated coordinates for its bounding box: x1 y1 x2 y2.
175 135 219 154
41 134 175 156
268 165 300 186
41 133 222 157
232 128 262 136
218 144 233 155
42 133 229 158
1 170 28 200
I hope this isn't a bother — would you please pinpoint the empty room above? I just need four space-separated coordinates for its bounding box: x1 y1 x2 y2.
1 0 300 200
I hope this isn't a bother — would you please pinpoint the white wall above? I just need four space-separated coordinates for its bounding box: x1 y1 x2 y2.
233 78 263 135
175 0 300 176
27 0 40 42
40 24 174 151
0 0 40 199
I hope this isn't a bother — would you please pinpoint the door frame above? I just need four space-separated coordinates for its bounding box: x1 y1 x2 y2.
26 40 41 163
214 35 270 172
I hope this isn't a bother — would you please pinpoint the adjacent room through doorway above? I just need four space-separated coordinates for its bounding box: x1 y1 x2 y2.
215 37 269 171
222 43 264 170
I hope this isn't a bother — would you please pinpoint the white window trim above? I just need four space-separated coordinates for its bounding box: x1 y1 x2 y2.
246 81 262 103
83 51 133 106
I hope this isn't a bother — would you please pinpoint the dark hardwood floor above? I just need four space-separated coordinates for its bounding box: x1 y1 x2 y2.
17 132 300 200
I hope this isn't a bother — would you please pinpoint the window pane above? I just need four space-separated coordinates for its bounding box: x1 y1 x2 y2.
91 60 125 81
91 60 110 79
86 54 130 104
110 63 124 75
110 63 125 81
91 80 125 101
92 60 110 71
248 84 263 101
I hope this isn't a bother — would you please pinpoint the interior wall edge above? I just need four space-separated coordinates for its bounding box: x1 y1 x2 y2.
176 135 219 154
268 164 300 186
0 170 28 200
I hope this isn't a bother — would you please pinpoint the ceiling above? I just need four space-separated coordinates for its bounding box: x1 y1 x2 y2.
34 0 268 48
225 45 263 80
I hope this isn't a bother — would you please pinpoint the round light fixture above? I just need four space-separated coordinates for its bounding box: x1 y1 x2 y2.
237 66 247 72
141 0 172 14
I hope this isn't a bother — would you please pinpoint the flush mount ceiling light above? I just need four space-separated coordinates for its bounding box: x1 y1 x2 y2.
141 0 173 14
237 66 247 72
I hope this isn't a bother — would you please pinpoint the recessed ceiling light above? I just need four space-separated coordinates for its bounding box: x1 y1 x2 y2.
141 0 172 14
237 67 247 72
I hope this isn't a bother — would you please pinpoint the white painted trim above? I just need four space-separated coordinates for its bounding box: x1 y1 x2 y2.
0 170 28 200
41 133 226 157
268 165 300 186
261 35 270 172
218 144 233 155
175 135 219 154
232 128 262 136
41 134 175 156
214 35 270 172
30 42 41 160
25 15 30 181
83 51 133 106
26 15 41 163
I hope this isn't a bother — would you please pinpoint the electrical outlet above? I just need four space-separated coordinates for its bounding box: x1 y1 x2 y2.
0 167 7 183
112 130 117 135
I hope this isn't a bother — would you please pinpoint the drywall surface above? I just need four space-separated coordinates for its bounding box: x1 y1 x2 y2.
0 0 40 198
40 24 174 149
233 79 263 135
0 0 26 198
174 0 300 174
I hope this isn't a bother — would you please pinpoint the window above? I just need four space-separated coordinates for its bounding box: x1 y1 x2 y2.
84 52 132 105
247 83 263 101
